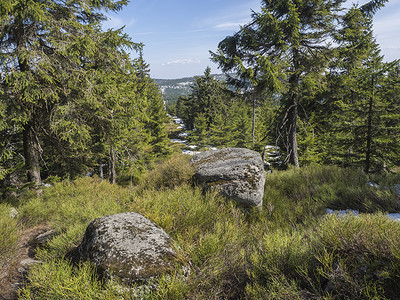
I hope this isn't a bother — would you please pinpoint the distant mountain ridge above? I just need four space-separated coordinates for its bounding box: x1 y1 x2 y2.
155 74 228 104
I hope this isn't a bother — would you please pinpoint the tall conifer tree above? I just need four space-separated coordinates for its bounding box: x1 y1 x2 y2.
0 0 131 187
328 7 399 172
211 0 347 167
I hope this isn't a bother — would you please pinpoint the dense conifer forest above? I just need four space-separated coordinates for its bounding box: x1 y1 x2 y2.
1 0 400 299
0 0 399 189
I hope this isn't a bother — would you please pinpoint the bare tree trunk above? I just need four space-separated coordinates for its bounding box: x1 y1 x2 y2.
23 122 41 188
252 95 256 145
365 74 375 173
108 146 117 184
98 157 104 180
287 99 299 168
287 48 300 168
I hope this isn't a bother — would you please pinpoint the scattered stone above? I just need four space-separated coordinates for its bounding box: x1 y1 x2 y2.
29 230 57 247
18 258 42 274
182 150 201 156
191 147 266 208
9 207 18 218
77 212 177 285
367 182 380 188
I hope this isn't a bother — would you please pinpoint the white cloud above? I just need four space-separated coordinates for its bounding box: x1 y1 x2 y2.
195 1 258 32
133 31 156 36
214 21 247 30
162 58 201 66
103 15 136 30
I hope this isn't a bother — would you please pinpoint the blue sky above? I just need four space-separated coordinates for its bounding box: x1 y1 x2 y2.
104 0 400 79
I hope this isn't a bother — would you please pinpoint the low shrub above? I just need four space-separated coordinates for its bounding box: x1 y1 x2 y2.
135 154 194 191
5 163 400 299
18 260 131 299
247 214 400 299
265 165 400 228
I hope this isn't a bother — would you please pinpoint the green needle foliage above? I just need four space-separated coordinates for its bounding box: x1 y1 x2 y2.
321 7 400 172
0 0 170 190
211 0 347 167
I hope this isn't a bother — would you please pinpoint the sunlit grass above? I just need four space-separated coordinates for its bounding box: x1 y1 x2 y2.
0 203 20 264
2 155 400 299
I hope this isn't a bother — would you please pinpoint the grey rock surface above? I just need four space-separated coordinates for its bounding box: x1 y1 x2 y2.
78 212 176 284
191 147 266 207
28 230 57 247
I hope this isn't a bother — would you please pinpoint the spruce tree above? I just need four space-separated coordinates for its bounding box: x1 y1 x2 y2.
0 0 130 187
327 7 399 172
211 0 347 167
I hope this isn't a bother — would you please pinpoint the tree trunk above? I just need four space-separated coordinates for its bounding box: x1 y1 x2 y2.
287 99 299 168
365 74 375 173
23 122 41 187
98 157 104 180
287 48 300 168
252 95 256 145
108 146 117 184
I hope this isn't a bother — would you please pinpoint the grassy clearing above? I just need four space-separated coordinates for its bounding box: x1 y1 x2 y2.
2 157 400 299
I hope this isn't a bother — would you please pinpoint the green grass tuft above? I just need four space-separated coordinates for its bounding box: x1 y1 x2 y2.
2 158 400 299
0 203 20 264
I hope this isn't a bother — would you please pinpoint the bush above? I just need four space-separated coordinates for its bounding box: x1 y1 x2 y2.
7 163 400 299
265 165 400 228
247 214 400 299
315 214 400 299
136 154 194 191
18 260 131 299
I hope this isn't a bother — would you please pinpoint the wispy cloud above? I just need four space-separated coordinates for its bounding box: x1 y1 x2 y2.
162 58 201 66
195 0 258 32
133 31 156 36
214 21 248 30
103 16 136 30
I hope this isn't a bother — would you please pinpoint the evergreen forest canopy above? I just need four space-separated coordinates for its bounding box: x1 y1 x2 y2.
0 0 399 194
0 0 170 191
175 0 399 172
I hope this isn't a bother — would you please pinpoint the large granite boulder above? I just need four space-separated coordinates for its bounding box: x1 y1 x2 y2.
191 147 266 207
77 212 176 284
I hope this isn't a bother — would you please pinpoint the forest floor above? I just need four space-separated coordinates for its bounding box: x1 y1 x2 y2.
0 225 50 300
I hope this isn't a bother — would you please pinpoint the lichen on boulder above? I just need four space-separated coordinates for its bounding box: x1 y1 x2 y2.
191 147 266 208
77 212 177 284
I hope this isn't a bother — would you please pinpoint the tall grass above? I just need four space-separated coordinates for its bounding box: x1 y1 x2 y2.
0 203 20 265
265 165 400 228
2 155 399 299
247 214 400 299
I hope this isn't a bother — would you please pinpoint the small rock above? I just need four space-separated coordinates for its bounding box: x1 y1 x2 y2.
18 258 42 273
33 230 57 246
9 207 18 218
367 182 380 188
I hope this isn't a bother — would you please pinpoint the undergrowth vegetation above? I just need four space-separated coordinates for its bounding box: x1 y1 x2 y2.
2 155 400 299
